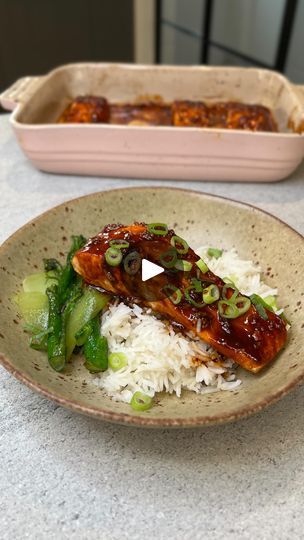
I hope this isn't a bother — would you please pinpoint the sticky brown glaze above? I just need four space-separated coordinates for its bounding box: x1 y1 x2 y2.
58 96 278 132
110 102 172 126
72 223 287 372
57 96 110 123
172 101 278 131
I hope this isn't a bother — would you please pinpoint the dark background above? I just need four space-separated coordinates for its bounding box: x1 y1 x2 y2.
1 0 303 114
0 0 134 97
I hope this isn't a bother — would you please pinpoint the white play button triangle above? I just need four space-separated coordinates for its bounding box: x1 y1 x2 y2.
142 259 164 282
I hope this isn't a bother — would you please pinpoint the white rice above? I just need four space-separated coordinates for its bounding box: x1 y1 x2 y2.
93 247 281 404
196 246 279 303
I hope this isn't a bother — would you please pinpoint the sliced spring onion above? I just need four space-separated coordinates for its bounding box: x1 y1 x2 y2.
123 251 141 275
130 391 153 411
196 259 208 273
222 284 239 303
203 284 220 304
170 235 189 255
235 295 251 316
162 284 182 305
191 277 203 292
175 259 193 272
218 300 240 319
254 303 268 320
280 312 291 326
147 223 168 236
223 276 237 287
185 286 205 308
207 247 223 259
109 352 128 371
159 248 177 269
250 294 269 320
105 247 122 266
263 295 277 312
109 239 129 249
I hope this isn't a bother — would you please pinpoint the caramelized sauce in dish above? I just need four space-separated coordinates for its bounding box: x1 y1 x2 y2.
58 96 278 132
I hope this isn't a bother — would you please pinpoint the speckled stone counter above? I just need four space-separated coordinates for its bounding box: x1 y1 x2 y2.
0 114 303 540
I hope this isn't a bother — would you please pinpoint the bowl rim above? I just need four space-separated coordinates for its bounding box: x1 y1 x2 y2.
1 186 303 428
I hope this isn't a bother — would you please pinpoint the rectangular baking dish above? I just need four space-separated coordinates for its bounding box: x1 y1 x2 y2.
1 63 304 182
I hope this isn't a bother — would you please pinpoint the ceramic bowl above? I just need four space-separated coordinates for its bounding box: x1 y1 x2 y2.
0 187 303 427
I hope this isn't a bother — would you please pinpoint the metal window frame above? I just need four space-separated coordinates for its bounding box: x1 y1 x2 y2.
155 0 299 72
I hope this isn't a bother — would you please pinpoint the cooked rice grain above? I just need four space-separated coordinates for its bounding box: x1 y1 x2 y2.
93 247 280 403
94 302 240 403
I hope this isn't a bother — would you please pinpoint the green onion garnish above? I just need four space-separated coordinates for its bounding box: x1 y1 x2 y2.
250 294 269 320
280 312 291 326
162 284 182 305
159 248 177 269
263 295 277 312
130 392 153 411
109 239 129 249
185 286 205 308
222 284 239 303
123 251 141 275
175 260 192 272
218 300 239 319
105 247 122 267
147 223 168 236
170 235 189 254
254 303 268 320
207 247 223 259
196 259 208 273
203 284 220 304
223 276 237 287
191 277 203 292
235 296 251 316
109 352 128 371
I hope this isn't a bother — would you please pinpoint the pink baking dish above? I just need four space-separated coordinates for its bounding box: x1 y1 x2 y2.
1 63 304 182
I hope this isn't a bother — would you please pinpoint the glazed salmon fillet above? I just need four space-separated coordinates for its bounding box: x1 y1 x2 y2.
172 100 277 131
58 96 277 132
72 223 287 373
58 96 110 123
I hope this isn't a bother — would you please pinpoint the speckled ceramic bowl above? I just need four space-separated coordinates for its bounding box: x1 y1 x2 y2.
0 188 303 427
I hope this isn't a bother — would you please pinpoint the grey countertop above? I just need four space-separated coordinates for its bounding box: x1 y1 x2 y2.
0 114 303 540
